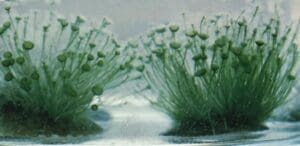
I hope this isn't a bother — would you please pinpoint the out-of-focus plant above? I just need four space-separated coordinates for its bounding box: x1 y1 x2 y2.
138 8 299 135
0 7 135 136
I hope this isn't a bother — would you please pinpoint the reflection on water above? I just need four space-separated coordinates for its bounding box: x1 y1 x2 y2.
1 105 300 145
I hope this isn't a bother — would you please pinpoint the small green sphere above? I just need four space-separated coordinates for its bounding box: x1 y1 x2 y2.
57 54 67 62
71 24 79 32
155 27 166 33
92 84 104 95
16 56 25 65
2 59 14 67
3 51 13 59
22 41 34 50
221 53 228 60
89 43 96 49
198 33 209 40
81 63 91 72
5 6 11 12
255 40 265 47
91 104 98 111
169 41 181 50
3 21 11 29
58 18 69 28
169 25 179 32
87 54 95 61
136 65 145 72
288 74 296 81
185 30 197 38
97 51 106 58
31 71 40 80
97 60 104 67
4 72 14 81
20 77 32 91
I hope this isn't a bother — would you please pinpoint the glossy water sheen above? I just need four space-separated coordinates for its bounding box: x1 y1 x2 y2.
0 105 300 146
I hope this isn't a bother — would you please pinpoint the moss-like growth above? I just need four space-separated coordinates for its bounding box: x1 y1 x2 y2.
139 9 299 135
0 8 133 136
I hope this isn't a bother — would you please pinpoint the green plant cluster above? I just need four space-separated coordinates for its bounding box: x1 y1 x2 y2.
139 9 299 135
0 7 135 136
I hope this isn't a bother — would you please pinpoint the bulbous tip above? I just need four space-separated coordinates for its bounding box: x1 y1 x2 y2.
198 33 209 40
255 40 265 46
71 24 80 32
81 63 91 72
169 41 181 50
4 72 14 81
288 74 296 81
185 30 197 38
169 25 180 33
155 27 166 33
16 56 25 65
4 6 11 13
89 43 96 49
22 41 34 51
136 65 145 72
92 84 104 96
97 51 106 58
2 59 15 67
87 54 95 61
97 60 104 67
31 71 40 80
3 21 11 29
3 51 12 59
57 54 67 63
58 18 69 28
91 104 98 111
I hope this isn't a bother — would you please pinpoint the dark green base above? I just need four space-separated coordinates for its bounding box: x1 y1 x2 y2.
163 122 268 136
0 101 102 137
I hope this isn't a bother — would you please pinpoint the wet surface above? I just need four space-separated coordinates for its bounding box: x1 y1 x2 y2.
1 105 300 145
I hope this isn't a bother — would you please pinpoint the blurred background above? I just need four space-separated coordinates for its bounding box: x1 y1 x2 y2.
0 0 299 41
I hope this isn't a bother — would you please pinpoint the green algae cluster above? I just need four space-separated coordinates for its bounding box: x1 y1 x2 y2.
139 8 299 135
0 7 135 136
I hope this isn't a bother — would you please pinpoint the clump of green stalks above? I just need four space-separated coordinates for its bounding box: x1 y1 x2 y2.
0 7 134 136
139 9 299 135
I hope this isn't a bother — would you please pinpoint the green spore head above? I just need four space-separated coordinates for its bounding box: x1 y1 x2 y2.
91 104 98 111
97 60 104 67
4 72 14 81
211 64 219 71
58 18 69 28
16 56 25 65
89 43 96 49
87 54 95 61
169 25 179 32
31 71 40 80
3 21 11 29
81 63 91 72
22 41 34 51
97 51 105 58
2 59 14 67
215 36 228 47
71 24 79 32
92 84 104 96
20 77 32 91
155 27 166 33
3 51 13 59
185 30 197 38
169 41 181 50
57 53 67 63
255 40 265 46
5 6 11 13
198 33 209 40
136 65 145 72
